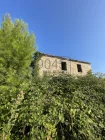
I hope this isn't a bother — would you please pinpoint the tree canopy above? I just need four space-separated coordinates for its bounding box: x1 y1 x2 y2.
0 13 36 139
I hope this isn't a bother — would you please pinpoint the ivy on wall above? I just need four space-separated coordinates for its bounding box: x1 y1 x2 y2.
31 52 43 78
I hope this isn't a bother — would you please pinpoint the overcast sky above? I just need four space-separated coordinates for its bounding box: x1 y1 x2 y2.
0 0 105 73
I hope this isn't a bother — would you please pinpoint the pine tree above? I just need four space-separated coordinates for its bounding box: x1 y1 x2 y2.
0 13 36 139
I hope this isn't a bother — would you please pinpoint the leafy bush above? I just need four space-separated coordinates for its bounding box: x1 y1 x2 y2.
9 73 105 140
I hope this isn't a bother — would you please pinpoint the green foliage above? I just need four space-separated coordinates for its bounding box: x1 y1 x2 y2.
9 72 105 140
0 13 36 139
31 51 43 78
0 14 105 140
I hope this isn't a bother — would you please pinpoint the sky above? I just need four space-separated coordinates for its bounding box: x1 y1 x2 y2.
0 0 105 73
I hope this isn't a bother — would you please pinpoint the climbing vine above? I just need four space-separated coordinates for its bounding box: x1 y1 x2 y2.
9 73 105 140
31 51 43 78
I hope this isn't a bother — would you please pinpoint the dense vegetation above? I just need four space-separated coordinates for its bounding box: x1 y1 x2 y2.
0 13 35 140
0 14 105 140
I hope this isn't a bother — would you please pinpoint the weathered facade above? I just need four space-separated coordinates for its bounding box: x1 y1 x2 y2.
38 53 91 76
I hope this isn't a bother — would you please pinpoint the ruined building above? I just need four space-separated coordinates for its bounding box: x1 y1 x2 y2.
34 52 91 76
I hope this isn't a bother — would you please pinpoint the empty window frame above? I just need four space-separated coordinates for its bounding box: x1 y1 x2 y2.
61 62 67 71
77 64 82 72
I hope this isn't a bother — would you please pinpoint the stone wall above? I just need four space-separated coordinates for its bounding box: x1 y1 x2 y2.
38 55 91 76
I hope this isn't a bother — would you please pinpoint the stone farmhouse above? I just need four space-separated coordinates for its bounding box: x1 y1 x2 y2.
36 52 91 76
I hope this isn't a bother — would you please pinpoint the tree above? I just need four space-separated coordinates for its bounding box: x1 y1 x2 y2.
0 13 36 139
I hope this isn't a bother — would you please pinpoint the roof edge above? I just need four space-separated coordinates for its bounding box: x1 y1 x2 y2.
38 52 91 64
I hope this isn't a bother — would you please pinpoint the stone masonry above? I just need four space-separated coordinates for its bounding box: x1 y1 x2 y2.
38 53 91 76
